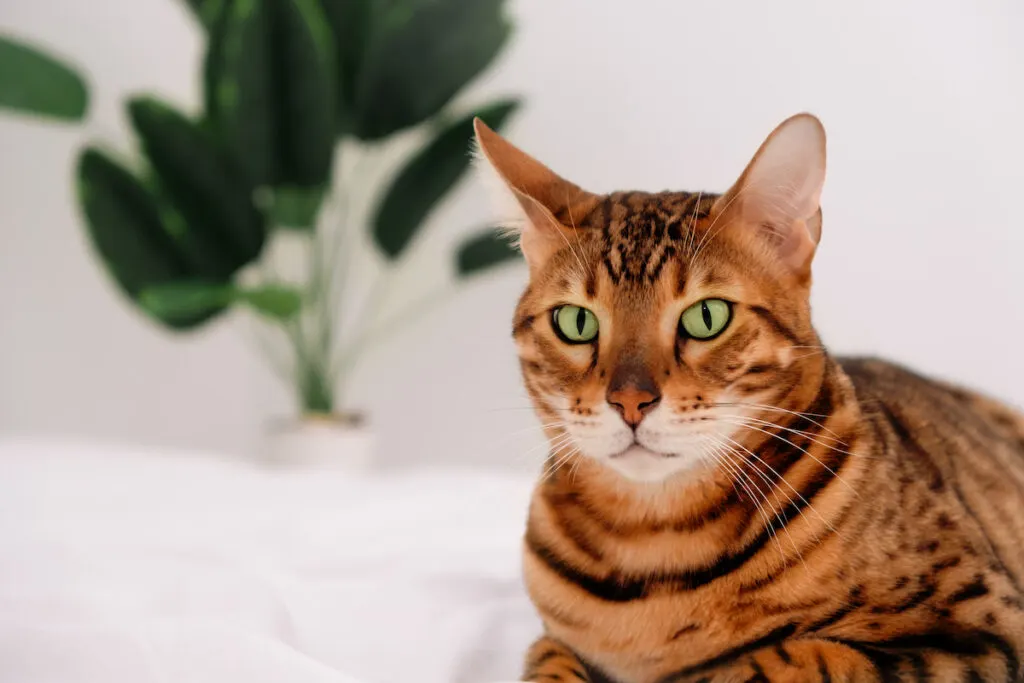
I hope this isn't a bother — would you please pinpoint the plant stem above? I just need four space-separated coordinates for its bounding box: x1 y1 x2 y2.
305 207 334 412
248 316 293 381
254 220 332 415
329 270 389 376
326 147 372 336
317 144 381 413
298 358 333 413
332 284 457 399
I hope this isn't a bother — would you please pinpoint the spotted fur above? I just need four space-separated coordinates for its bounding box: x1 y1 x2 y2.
474 114 1024 683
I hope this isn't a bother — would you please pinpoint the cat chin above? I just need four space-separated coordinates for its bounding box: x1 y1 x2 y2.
600 445 703 483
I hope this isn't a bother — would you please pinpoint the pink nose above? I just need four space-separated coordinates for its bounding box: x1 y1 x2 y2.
606 386 660 427
606 357 661 428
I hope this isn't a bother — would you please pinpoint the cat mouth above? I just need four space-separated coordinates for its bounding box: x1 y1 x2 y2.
609 443 677 459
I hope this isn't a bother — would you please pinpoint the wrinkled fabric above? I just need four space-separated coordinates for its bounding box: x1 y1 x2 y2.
0 438 542 683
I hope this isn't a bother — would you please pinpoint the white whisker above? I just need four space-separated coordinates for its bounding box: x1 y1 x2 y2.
719 433 838 536
721 419 859 496
543 441 581 480
727 416 868 462
698 436 787 564
557 188 589 283
712 437 807 570
726 415 846 447
517 431 574 466
684 191 703 256
706 401 841 438
478 422 572 460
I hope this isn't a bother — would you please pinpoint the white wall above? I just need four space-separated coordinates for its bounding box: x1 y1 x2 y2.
1 0 1021 471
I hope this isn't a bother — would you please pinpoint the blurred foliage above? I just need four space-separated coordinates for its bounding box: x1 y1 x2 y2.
140 281 303 324
372 99 519 258
0 0 524 415
0 34 89 121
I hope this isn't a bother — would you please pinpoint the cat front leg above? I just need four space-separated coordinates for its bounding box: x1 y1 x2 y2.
660 639 870 683
661 637 1018 683
520 636 590 682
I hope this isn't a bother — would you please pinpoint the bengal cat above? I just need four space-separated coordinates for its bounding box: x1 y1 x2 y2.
473 114 1024 682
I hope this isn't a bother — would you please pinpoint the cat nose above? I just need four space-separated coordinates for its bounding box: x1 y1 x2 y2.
607 387 661 427
606 359 661 428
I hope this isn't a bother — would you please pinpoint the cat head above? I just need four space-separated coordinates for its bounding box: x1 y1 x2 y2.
474 114 828 483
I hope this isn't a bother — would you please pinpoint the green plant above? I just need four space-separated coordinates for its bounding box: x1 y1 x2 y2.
67 0 523 415
0 34 89 121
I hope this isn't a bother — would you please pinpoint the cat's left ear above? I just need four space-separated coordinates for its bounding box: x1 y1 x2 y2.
712 113 827 278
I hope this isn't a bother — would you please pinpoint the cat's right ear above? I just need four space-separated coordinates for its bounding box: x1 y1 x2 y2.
472 119 598 275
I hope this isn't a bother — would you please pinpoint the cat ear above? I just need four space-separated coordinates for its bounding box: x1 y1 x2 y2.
472 119 599 274
712 113 827 277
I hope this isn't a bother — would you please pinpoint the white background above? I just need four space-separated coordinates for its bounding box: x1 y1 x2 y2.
1 0 1021 470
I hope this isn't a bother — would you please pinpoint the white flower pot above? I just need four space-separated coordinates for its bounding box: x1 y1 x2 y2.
263 413 374 471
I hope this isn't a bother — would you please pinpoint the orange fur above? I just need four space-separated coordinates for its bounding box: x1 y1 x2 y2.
476 115 1024 682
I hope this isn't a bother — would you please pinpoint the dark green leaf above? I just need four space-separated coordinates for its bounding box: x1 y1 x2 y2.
205 0 336 188
204 0 274 184
76 149 225 329
140 281 233 321
128 96 267 277
272 185 325 228
318 0 369 134
455 228 520 277
141 281 302 321
77 149 186 294
279 0 336 185
0 34 89 121
372 98 519 258
353 0 511 140
240 284 303 319
180 0 228 29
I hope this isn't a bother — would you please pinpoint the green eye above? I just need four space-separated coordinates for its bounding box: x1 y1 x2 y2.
680 299 732 340
552 305 599 344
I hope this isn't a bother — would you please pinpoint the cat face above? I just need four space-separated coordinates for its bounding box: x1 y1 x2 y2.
475 114 828 483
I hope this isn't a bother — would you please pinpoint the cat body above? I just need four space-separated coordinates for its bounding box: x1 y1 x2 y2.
474 115 1024 682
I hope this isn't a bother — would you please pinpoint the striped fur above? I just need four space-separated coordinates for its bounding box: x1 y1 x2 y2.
475 115 1024 682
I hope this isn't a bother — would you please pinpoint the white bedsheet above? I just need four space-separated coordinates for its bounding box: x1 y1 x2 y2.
0 437 542 683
